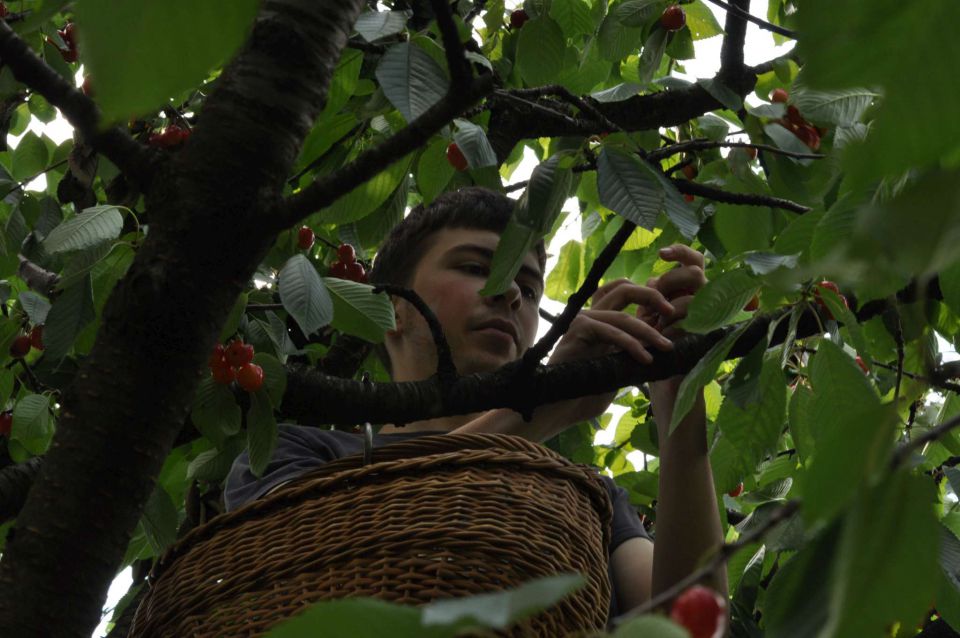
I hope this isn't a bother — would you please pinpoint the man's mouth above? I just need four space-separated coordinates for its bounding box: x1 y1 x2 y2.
474 318 519 348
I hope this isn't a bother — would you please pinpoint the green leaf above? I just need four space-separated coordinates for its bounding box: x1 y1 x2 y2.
790 85 878 127
186 437 246 482
597 148 662 230
799 340 896 525
11 394 53 458
612 614 689 637
613 0 662 27
324 277 396 343
354 10 412 43
479 219 539 297
669 323 749 434
75 0 259 122
279 255 334 337
764 521 840 638
190 377 241 446
825 471 940 637
12 131 49 181
683 269 758 334
141 485 179 554
322 154 412 224
665 26 695 61
717 354 787 475
421 573 585 630
219 292 248 342
417 138 456 204
515 154 573 233
262 598 450 638
684 0 724 40
253 352 287 410
725 335 767 409
696 114 729 141
42 274 95 361
246 390 277 478
18 291 51 325
763 123 816 166
698 77 742 111
637 29 668 86
517 17 568 85
549 0 596 39
452 120 498 169
376 42 449 123
598 12 643 62
942 260 960 318
41 205 124 255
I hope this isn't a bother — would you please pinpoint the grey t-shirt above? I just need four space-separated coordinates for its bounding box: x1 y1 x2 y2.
224 424 652 620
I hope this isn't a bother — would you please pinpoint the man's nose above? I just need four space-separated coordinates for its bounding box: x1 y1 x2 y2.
488 280 522 310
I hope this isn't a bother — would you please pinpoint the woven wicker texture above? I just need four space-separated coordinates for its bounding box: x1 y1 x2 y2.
130 433 614 637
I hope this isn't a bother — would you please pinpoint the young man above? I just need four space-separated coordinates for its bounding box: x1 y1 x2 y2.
225 186 725 620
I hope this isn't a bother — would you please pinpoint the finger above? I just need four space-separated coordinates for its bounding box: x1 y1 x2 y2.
582 309 675 351
576 316 656 364
658 244 705 269
655 265 707 300
592 278 635 307
657 296 692 331
592 282 675 317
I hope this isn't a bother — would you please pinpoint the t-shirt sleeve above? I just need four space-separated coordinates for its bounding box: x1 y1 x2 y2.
601 475 652 551
223 425 340 512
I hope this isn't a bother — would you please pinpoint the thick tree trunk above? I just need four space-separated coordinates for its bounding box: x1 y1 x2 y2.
0 2 365 636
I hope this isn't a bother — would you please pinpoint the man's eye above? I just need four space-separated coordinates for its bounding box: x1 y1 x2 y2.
521 284 538 301
460 263 488 276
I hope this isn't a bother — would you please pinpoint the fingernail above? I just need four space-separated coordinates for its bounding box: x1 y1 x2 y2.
659 247 673 256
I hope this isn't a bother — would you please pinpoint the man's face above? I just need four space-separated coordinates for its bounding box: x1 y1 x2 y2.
389 228 544 380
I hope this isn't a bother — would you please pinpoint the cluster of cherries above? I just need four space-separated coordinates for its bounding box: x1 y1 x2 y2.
209 339 264 392
328 243 368 283
148 124 191 149
46 22 78 63
770 89 827 151
9 325 43 359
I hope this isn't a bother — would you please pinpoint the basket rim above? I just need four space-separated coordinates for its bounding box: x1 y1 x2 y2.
152 433 612 581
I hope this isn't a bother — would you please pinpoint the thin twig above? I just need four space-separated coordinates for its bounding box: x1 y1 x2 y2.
522 220 637 369
703 0 799 38
371 284 458 388
648 139 823 161
892 411 960 471
503 85 626 135
429 0 473 90
892 302 905 408
0 158 69 199
492 90 581 129
613 500 801 625
671 178 811 213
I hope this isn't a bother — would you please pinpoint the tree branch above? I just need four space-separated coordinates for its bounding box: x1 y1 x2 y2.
703 0 799 39
428 0 472 90
17 256 60 297
718 0 750 83
0 457 42 523
277 74 494 230
0 22 157 189
671 179 811 213
648 138 823 161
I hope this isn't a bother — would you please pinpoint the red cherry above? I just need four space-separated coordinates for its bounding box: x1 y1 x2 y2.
60 23 76 47
225 340 255 368
0 3 9 19
236 363 264 392
509 9 529 29
681 164 698 180
211 362 236 385
9 334 30 359
29 325 44 351
0 412 11 437
814 281 847 319
794 125 821 151
728 483 744 497
683 194 695 203
770 88 789 104
208 344 226 368
743 295 759 312
446 142 469 171
745 146 758 160
670 585 727 638
660 5 686 31
786 105 804 126
346 262 366 283
81 76 94 97
337 243 356 264
329 261 349 279
856 356 869 374
298 226 315 250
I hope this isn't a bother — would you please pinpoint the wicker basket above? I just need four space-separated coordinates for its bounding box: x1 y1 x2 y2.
130 433 613 637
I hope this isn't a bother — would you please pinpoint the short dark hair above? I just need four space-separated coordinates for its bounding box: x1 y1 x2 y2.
370 186 546 288
369 186 547 373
